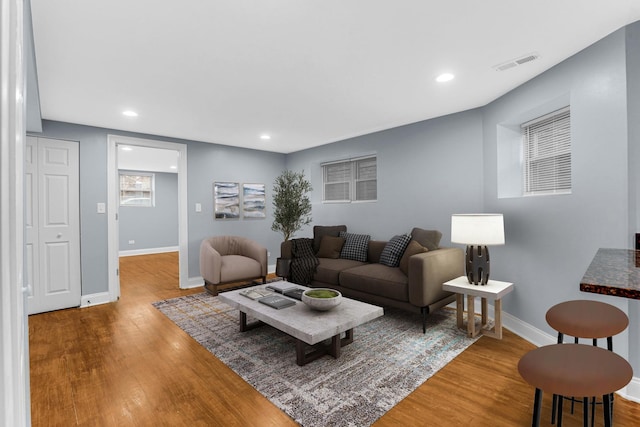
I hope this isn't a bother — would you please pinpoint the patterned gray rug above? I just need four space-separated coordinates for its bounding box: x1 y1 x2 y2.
153 292 480 426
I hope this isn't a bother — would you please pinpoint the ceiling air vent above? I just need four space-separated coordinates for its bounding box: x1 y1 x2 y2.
494 52 540 72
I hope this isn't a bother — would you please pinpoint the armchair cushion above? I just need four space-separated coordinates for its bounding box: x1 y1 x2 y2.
199 235 267 295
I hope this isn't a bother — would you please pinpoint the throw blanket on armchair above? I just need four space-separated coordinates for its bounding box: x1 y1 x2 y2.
290 238 319 286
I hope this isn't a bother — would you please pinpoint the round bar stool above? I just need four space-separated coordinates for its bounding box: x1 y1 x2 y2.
518 344 633 427
545 300 629 425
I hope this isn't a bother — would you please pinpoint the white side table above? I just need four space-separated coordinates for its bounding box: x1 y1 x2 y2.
443 276 514 339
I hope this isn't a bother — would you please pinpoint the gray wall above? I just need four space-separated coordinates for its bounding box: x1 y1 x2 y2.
38 120 286 295
118 171 178 251
285 109 484 242
483 27 630 359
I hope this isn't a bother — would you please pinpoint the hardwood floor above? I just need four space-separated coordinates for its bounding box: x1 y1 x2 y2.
29 252 640 426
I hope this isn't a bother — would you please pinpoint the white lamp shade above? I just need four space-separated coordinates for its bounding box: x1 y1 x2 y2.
451 214 505 245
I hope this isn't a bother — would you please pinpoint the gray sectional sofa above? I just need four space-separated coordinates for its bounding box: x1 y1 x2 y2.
280 225 464 332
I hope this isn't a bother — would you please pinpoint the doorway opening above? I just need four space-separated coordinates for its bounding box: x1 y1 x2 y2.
107 135 188 301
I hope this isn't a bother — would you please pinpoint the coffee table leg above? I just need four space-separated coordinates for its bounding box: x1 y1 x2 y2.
239 311 263 332
295 329 354 366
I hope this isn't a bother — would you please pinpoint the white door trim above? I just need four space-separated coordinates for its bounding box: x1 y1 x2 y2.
107 135 188 301
0 0 29 424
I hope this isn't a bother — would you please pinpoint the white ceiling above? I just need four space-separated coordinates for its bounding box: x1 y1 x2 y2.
31 1 640 154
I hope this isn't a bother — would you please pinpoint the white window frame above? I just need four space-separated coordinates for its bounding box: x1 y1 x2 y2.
119 172 155 207
322 155 377 203
522 106 571 196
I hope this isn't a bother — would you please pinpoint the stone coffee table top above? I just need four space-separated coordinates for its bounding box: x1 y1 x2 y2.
218 282 383 345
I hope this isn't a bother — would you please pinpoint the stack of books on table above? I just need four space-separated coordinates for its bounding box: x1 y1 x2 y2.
238 285 301 309
239 288 274 300
267 282 305 300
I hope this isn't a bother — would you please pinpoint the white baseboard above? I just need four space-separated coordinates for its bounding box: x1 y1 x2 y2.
185 276 204 289
119 246 179 257
80 292 112 308
620 377 640 403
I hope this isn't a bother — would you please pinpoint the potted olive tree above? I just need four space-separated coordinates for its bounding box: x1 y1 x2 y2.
271 170 312 278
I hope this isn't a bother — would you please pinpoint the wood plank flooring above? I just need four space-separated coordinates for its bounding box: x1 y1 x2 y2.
29 252 640 426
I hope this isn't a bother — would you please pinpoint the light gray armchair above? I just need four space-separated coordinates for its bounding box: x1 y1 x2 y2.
199 235 267 295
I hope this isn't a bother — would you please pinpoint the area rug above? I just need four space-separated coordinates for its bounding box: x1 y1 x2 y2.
153 292 480 426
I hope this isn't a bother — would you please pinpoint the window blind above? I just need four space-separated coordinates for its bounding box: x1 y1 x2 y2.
322 156 377 202
522 107 571 195
323 161 351 201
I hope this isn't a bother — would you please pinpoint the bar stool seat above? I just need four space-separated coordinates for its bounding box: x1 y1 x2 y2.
546 300 628 343
518 344 632 427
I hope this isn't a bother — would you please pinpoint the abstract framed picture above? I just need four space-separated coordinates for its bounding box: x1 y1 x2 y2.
242 183 266 219
214 182 240 219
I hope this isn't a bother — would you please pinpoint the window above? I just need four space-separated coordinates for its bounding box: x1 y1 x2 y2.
522 107 571 196
119 173 154 207
322 156 377 202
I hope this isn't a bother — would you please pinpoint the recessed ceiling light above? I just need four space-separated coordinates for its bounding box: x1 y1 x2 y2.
122 110 138 117
260 134 271 140
120 146 133 151
169 165 177 170
436 73 455 83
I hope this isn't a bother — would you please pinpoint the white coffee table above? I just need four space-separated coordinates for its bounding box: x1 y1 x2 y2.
217 281 384 366
443 276 514 339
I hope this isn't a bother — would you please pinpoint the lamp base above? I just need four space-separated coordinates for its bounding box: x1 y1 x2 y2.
465 245 490 285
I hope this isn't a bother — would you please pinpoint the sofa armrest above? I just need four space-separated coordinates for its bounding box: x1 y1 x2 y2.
407 247 464 307
280 240 293 259
199 240 223 284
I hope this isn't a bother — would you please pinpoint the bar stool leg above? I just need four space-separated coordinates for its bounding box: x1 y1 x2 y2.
557 395 564 427
532 388 542 427
551 332 563 424
583 397 589 427
603 394 612 427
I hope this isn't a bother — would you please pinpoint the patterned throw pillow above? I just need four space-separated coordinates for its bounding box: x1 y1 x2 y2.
339 231 370 262
379 234 412 267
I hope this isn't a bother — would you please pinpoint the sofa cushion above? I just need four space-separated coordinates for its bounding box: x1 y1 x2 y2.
316 236 345 259
399 240 429 275
339 231 370 262
379 234 412 267
339 264 409 302
410 227 442 251
313 225 347 254
314 258 365 286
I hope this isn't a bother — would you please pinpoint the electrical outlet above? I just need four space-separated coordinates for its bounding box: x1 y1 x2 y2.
128 240 135 245
268 251 271 257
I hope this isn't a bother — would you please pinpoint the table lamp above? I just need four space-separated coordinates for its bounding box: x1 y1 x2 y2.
451 214 505 285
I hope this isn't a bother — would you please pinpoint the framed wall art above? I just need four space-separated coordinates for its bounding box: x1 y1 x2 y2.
214 182 240 219
242 183 266 219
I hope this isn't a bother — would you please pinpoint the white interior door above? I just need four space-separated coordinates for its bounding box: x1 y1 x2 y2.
26 136 81 315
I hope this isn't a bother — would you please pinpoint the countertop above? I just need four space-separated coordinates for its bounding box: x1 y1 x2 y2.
580 248 640 300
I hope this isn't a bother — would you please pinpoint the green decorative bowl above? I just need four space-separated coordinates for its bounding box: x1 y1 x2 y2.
302 288 342 311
